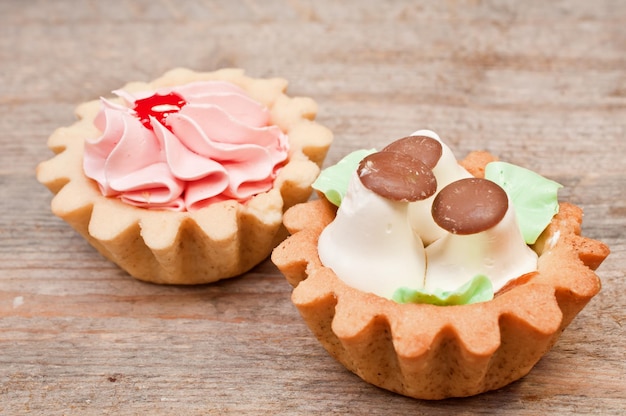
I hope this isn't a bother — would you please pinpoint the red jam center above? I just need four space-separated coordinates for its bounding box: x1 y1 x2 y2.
133 92 187 131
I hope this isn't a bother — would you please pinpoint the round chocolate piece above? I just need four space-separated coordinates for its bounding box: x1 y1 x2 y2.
382 136 443 169
432 178 509 235
357 151 437 202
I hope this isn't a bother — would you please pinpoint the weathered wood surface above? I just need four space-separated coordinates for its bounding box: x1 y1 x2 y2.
1 0 624 414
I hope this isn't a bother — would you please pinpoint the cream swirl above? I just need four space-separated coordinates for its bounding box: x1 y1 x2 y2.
83 81 289 211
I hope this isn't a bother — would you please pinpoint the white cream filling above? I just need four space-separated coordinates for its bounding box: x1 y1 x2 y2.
317 131 540 300
424 201 538 293
318 172 426 299
407 130 472 245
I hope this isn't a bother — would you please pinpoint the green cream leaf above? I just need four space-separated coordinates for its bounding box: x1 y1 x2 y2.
485 161 562 244
392 275 494 306
312 148 377 206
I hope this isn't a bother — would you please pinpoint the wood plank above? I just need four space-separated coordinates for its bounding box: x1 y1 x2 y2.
1 0 624 413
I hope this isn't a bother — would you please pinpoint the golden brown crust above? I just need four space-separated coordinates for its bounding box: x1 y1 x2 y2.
271 152 609 400
37 68 333 284
459 150 498 178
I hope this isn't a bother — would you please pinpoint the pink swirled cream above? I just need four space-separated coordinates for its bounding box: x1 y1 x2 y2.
83 80 289 211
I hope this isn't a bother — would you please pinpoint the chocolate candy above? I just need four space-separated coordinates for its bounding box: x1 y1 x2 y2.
432 178 508 234
382 136 443 169
358 151 437 202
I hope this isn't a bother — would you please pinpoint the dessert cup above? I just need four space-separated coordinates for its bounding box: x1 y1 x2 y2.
272 151 609 399
37 68 333 284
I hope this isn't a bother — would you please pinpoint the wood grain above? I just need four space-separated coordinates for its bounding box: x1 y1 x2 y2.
1 0 624 414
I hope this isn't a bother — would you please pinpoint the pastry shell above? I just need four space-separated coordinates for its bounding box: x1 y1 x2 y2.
272 151 609 399
37 68 333 284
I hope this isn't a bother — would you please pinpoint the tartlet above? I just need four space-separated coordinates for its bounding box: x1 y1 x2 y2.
37 68 332 284
272 146 609 399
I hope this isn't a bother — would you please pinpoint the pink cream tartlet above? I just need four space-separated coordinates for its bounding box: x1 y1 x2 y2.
37 68 333 284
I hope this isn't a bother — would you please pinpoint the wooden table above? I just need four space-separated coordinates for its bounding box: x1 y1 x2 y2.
1 1 624 414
